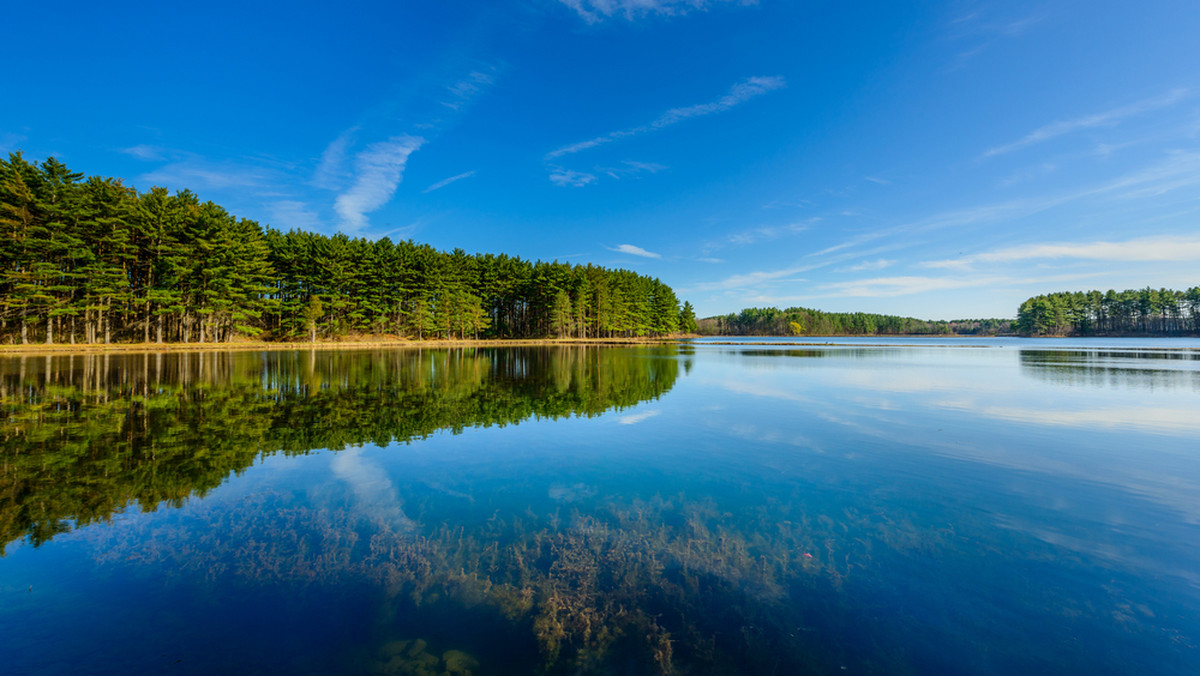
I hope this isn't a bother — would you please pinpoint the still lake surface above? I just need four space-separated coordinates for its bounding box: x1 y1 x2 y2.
1 340 1199 674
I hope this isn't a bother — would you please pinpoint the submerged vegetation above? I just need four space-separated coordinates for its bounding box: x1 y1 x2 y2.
0 152 687 345
698 306 1013 336
1017 287 1200 336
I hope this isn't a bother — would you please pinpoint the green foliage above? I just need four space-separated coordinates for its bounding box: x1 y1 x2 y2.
697 306 1007 336
0 346 683 554
0 153 689 343
1016 287 1200 336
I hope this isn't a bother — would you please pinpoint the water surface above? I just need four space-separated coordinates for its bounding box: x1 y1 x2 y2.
1 343 1198 674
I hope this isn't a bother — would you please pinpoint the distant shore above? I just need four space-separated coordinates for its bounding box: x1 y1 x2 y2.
0 336 692 357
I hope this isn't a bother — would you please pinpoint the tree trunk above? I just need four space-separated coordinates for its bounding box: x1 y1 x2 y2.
156 313 163 344
45 315 53 344
20 316 28 345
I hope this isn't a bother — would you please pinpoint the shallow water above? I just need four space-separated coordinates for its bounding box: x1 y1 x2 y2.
1 343 1198 674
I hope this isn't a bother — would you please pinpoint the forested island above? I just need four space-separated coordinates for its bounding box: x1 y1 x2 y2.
0 153 696 346
698 306 1013 337
1016 287 1200 336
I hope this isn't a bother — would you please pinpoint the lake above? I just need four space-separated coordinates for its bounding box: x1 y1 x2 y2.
1 341 1198 674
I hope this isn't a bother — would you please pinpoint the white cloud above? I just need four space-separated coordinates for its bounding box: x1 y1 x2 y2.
617 410 660 425
691 265 813 291
558 0 756 24
923 234 1200 270
313 127 359 190
717 220 812 248
940 402 1200 434
600 160 667 179
548 166 597 187
698 257 724 264
610 243 661 258
422 170 476 193
845 259 894 272
442 70 495 110
334 135 424 231
983 89 1189 158
822 275 1005 298
140 159 275 191
546 76 785 159
120 144 166 161
821 272 1099 298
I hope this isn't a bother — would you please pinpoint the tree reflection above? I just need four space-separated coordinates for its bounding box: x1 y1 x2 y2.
0 347 682 553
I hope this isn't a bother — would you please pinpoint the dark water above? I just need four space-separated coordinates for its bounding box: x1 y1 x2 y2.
1 343 1198 675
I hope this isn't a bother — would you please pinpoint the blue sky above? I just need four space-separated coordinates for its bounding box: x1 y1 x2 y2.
5 0 1200 319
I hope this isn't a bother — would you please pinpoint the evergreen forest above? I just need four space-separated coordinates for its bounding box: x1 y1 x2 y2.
0 153 693 345
698 306 1013 336
1016 287 1200 336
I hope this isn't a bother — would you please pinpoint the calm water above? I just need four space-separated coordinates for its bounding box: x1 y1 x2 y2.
1 342 1199 674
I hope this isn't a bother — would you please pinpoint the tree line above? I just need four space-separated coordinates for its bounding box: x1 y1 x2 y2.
1016 287 1200 336
698 306 1013 336
0 152 692 345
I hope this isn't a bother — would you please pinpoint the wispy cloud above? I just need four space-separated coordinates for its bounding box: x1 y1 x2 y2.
120 144 168 161
548 166 597 187
806 231 889 258
822 272 1099 298
716 220 813 248
559 0 756 24
599 160 667 179
546 76 785 159
334 135 425 231
844 258 894 272
609 243 661 258
948 11 1044 70
864 176 891 185
923 234 1200 270
140 159 276 191
422 170 476 193
697 257 724 264
617 410 660 425
312 127 359 190
691 265 813 292
822 275 1005 297
442 69 495 110
983 89 1189 158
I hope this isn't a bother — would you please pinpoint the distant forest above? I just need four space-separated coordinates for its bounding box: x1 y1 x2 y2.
1017 287 1200 336
0 153 696 345
698 306 1013 337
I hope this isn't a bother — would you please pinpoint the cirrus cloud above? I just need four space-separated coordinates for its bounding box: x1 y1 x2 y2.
334 135 425 231
609 243 661 258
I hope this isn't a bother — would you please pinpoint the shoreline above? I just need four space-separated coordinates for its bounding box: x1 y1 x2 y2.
0 336 690 357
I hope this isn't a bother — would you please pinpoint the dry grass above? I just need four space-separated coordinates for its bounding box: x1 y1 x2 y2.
0 335 691 356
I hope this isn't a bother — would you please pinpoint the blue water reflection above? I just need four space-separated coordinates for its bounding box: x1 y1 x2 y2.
1 344 1198 674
